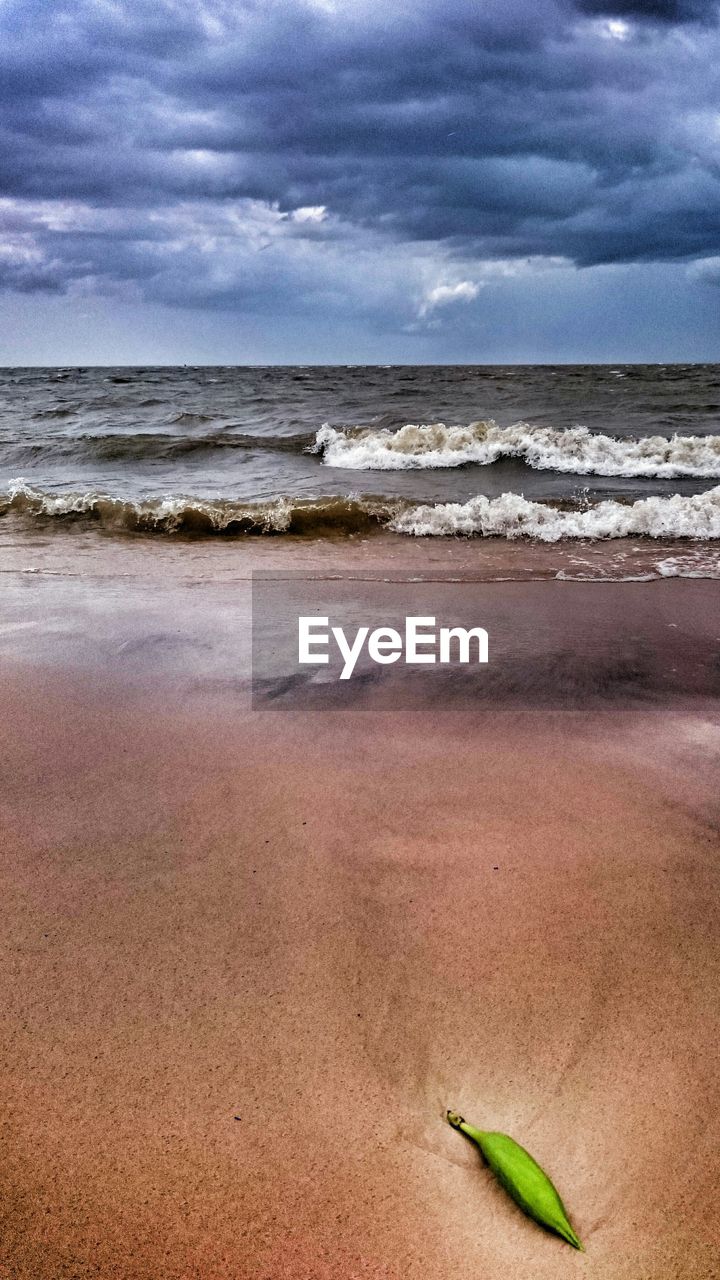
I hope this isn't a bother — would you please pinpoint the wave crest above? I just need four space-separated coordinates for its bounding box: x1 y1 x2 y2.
314 420 720 478
3 479 720 542
4 430 316 464
0 480 397 536
391 486 720 540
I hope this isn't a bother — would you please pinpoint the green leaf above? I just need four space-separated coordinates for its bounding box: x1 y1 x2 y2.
447 1110 584 1251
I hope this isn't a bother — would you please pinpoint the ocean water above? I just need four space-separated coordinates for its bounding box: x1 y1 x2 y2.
1 363 720 539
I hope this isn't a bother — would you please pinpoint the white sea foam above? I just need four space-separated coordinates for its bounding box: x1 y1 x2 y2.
4 477 720 546
654 554 720 579
391 486 720 540
314 420 720 478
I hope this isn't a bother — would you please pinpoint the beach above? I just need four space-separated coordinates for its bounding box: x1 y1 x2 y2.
3 0 720 1260
1 529 719 1278
4 0 720 1256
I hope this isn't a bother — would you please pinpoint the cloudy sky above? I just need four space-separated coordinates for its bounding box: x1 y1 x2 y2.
1 0 719 363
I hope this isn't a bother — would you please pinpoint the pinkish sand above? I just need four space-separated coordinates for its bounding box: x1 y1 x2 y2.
0 533 719 1278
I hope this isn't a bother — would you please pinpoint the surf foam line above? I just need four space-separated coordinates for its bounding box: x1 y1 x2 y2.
3 479 720 541
0 479 399 535
314 420 720 478
390 486 720 540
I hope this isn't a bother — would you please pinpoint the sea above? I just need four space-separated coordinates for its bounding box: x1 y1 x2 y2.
1 363 720 543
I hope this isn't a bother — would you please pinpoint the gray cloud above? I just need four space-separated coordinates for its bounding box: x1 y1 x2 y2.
0 0 719 324
573 1 712 22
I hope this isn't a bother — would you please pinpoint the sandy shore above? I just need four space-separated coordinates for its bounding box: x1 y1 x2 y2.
1 535 719 1278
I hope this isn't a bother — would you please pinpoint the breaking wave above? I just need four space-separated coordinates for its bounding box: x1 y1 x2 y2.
2 478 720 542
391 486 720 540
0 480 398 535
314 420 720 479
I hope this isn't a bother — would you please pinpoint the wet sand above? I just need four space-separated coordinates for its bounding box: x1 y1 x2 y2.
1 535 719 1278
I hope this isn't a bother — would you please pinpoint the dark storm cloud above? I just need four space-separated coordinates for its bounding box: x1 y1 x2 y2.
1 0 720 313
573 0 711 22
